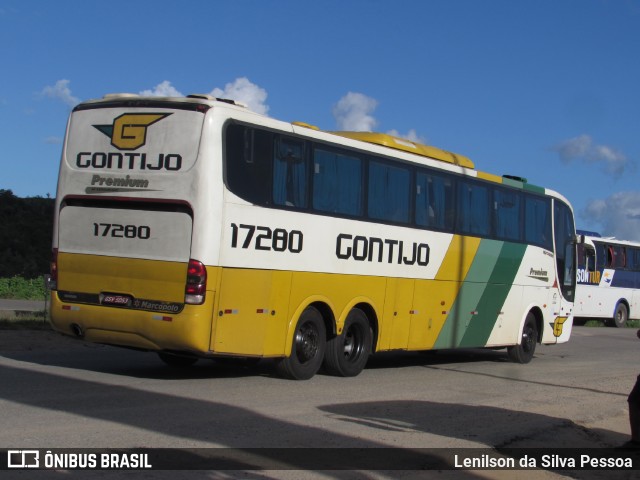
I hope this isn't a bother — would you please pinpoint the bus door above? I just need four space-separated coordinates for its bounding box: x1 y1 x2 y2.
380 278 415 350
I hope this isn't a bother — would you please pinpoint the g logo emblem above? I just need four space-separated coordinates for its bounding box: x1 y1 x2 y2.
94 113 171 150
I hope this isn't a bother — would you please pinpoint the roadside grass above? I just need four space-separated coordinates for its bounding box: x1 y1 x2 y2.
583 319 640 328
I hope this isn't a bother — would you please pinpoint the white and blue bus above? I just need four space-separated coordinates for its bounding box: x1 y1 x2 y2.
575 231 640 327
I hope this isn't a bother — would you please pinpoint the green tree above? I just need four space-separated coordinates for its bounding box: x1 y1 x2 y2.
0 189 54 278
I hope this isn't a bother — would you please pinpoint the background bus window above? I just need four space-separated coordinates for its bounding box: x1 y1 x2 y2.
457 180 490 237
606 245 615 267
595 242 606 269
312 148 362 216
415 171 454 231
273 138 307 208
494 188 522 242
614 246 627 268
368 160 410 223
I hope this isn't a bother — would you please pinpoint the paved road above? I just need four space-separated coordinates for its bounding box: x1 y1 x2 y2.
0 326 639 479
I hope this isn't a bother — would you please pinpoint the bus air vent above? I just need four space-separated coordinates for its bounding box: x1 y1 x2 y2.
503 174 528 183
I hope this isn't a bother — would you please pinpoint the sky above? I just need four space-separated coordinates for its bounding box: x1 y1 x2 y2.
1 0 640 240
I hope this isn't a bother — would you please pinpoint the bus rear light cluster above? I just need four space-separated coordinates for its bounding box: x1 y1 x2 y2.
49 248 59 290
185 259 207 305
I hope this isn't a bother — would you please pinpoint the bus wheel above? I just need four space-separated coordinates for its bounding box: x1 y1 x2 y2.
507 313 537 364
324 308 372 377
157 352 198 367
612 303 629 328
276 306 326 380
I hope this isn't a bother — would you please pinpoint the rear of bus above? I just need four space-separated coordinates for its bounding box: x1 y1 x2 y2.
49 94 230 356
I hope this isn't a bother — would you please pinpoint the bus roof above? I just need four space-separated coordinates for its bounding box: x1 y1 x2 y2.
330 131 475 169
579 232 640 247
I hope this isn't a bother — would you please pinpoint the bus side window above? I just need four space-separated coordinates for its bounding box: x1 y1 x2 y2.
273 137 307 208
607 245 614 268
312 148 363 216
225 124 272 205
595 242 606 269
494 187 522 242
415 171 454 231
586 250 595 272
457 180 490 237
368 160 411 223
617 246 627 269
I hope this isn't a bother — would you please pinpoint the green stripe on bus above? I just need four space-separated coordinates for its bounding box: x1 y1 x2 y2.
458 242 527 347
433 240 503 348
501 177 524 189
523 183 545 195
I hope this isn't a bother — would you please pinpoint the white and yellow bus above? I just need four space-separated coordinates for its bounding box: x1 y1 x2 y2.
49 93 576 379
575 231 640 327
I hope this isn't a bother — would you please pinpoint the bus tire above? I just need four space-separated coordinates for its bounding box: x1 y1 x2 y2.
612 303 628 328
507 313 537 364
276 306 326 380
157 352 198 367
323 308 372 377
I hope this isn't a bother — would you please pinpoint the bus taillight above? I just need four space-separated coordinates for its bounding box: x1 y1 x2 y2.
185 259 206 305
50 248 58 290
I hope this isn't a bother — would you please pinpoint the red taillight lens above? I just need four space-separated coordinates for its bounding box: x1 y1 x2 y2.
185 259 206 304
49 248 58 290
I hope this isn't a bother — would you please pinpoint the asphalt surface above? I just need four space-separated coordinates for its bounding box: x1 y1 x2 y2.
0 325 638 479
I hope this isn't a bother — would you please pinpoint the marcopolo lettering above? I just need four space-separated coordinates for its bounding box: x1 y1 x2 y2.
336 233 429 266
76 152 182 171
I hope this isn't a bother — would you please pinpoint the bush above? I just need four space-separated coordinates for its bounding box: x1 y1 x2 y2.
0 276 48 300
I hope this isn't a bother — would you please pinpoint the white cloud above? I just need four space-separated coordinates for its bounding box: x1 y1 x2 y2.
41 79 80 107
386 128 427 144
552 134 629 176
210 77 269 115
332 93 427 144
582 191 640 241
333 92 378 131
139 80 183 97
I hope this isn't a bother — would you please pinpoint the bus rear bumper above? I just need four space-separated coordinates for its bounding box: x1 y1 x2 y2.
49 291 215 355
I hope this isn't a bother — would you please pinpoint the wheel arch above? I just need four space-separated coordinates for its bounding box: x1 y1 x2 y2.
613 298 630 318
309 300 336 339
284 296 335 356
351 302 379 352
528 306 544 343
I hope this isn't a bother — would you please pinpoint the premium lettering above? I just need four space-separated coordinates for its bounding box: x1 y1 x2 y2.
91 174 149 188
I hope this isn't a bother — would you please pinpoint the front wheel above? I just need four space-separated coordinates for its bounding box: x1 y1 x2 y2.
507 313 538 364
612 303 629 328
276 306 326 380
323 308 372 377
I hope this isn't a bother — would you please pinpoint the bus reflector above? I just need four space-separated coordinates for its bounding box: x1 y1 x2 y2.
185 259 206 305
